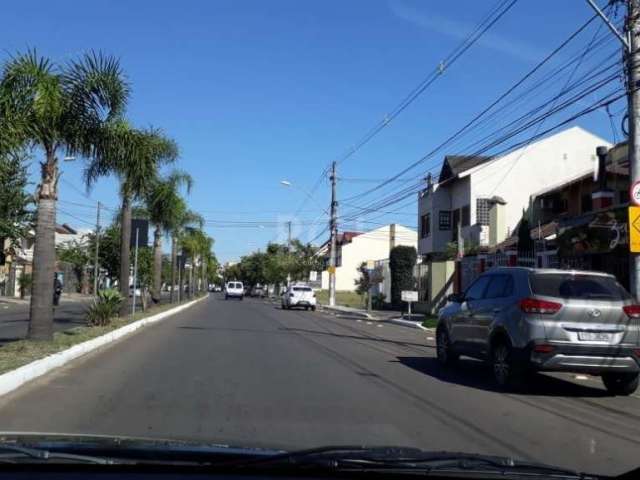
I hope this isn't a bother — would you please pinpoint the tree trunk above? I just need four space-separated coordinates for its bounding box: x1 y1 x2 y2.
28 152 57 341
118 194 132 317
178 253 184 302
170 235 177 303
189 261 194 299
202 255 206 294
80 267 89 294
152 227 162 304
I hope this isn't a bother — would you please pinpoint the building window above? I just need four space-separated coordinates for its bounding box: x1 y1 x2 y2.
476 198 490 226
461 204 470 227
420 213 430 238
580 193 592 213
439 210 451 230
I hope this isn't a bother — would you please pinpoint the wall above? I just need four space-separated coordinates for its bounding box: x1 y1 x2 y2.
469 126 610 238
418 177 470 255
321 224 417 292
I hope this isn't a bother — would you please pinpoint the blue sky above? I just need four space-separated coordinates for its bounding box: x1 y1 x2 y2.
1 0 624 262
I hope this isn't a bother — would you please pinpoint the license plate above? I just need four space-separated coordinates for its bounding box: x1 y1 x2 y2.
578 331 612 342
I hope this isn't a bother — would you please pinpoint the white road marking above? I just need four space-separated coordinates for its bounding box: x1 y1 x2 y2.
376 324 383 327
574 375 589 381
356 319 362 322
366 322 373 325
426 336 434 341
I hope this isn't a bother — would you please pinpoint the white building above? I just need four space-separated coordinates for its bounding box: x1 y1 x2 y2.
320 224 417 292
417 126 611 257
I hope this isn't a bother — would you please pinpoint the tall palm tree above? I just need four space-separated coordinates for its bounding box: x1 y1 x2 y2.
85 120 178 315
0 50 128 340
171 205 202 302
145 170 193 304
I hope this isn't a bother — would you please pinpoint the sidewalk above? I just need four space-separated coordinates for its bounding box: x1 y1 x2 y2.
319 304 403 321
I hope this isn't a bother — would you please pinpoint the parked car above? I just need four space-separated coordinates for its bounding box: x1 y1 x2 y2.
224 281 244 300
436 267 640 395
281 284 316 311
251 286 265 298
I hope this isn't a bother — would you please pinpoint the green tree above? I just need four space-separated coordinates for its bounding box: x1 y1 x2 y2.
145 170 192 303
517 210 534 255
56 240 91 294
389 245 417 307
0 50 129 340
85 121 178 315
0 145 33 252
170 202 202 302
86 222 121 284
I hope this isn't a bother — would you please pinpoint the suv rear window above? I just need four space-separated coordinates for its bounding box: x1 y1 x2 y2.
292 287 312 292
530 273 630 300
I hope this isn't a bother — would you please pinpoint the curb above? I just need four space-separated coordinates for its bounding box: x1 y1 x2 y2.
388 318 428 331
318 305 373 320
0 294 209 398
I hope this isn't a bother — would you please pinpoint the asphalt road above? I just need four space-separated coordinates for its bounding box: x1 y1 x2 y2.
0 292 173 342
0 296 92 342
0 295 639 476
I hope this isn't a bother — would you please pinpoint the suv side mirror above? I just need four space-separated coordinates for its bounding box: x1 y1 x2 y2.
447 293 464 303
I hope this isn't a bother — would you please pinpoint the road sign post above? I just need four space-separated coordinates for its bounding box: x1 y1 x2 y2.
401 290 418 319
629 206 640 253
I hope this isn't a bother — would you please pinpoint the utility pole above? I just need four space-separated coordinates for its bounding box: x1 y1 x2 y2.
131 227 139 318
286 220 292 286
93 202 101 295
588 0 639 297
627 1 640 299
329 161 338 306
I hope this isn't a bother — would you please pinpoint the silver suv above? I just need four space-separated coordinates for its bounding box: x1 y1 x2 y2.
436 268 640 395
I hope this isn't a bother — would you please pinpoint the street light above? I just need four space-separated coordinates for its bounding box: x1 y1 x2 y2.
279 179 327 212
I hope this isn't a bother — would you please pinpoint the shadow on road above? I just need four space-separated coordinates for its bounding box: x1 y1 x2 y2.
396 356 609 398
279 326 434 351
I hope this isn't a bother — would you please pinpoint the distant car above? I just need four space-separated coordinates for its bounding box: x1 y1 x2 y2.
251 286 265 298
129 284 142 297
437 267 640 395
225 281 244 300
281 284 316 311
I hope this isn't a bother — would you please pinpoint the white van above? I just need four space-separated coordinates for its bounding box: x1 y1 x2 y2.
224 281 244 300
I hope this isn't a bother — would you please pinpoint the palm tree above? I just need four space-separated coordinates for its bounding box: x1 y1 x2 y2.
0 50 129 340
85 120 178 315
172 207 203 302
145 170 193 303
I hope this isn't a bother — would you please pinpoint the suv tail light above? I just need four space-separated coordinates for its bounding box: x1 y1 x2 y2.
519 298 562 314
623 305 640 319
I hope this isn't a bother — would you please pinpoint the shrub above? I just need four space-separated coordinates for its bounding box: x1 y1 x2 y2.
372 292 386 309
389 245 417 307
86 289 123 326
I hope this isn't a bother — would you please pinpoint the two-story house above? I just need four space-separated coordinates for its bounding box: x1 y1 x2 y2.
319 224 417 292
417 126 611 258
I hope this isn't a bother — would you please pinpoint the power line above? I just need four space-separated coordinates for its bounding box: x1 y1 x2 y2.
295 0 520 236
338 12 605 207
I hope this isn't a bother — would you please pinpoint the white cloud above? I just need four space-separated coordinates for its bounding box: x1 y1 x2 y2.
388 0 544 63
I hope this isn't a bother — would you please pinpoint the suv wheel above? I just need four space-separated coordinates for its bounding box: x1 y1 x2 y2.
436 328 458 366
491 342 527 390
602 372 639 396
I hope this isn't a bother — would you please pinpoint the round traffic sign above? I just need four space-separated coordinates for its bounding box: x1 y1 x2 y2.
631 181 640 206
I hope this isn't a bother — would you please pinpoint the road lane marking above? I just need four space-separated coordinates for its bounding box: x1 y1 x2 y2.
426 336 434 340
574 375 589 381
366 322 373 325
376 324 383 327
